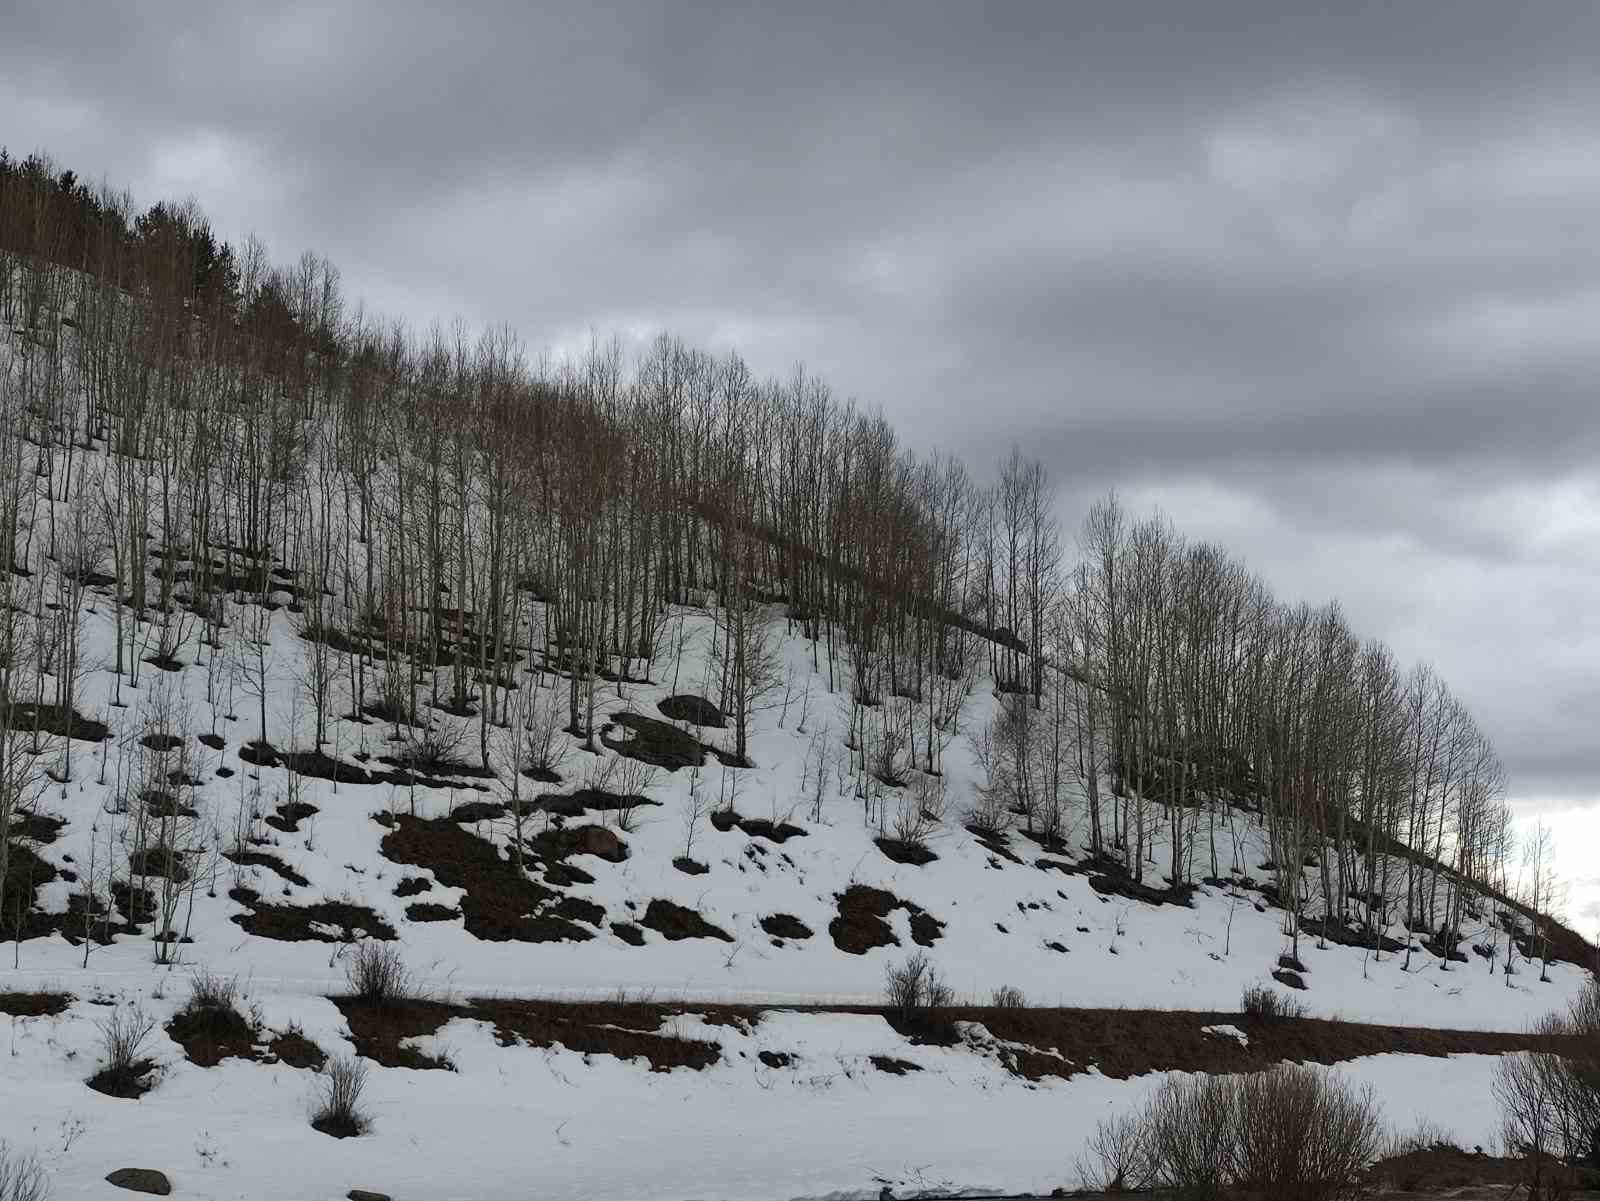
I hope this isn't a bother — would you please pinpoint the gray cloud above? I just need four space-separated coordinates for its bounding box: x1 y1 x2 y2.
5 0 1600 912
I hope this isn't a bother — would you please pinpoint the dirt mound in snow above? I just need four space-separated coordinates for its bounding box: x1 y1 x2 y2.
228 886 396 943
657 694 725 727
829 885 944 954
601 712 705 770
641 898 733 942
380 815 599 943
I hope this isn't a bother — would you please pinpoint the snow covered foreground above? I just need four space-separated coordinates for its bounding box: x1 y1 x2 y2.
1 994 1512 1201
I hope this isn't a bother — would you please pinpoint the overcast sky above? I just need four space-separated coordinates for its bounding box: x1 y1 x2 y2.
4 1 1599 930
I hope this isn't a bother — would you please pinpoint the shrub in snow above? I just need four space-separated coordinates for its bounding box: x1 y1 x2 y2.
1143 1072 1237 1201
344 940 412 1007
1231 1065 1382 1201
88 1004 158 1097
1240 983 1304 1021
1076 1109 1152 1193
185 970 241 1015
990 984 1027 1009
884 949 952 1020
0 1143 47 1201
1094 1065 1382 1201
1493 979 1600 1194
311 1055 370 1138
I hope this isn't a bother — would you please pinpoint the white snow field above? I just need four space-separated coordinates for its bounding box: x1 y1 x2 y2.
0 999 1517 1201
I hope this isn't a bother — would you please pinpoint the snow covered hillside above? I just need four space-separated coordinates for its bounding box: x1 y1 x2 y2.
4 595 1586 1028
0 567 1588 1200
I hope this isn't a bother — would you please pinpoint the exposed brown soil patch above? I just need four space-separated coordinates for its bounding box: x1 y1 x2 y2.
735 817 806 843
0 991 71 1016
657 694 725 727
9 812 65 843
536 788 660 818
333 997 459 1070
969 825 1024 865
267 1028 327 1069
760 913 814 940
13 703 108 741
710 810 807 842
1368 1145 1528 1194
330 996 722 1073
449 800 506 823
829 885 944 954
641 898 733 942
474 997 722 1072
265 801 318 833
128 848 190 882
1037 849 1196 907
877 837 936 865
527 823 629 868
869 1055 921 1075
380 815 595 942
87 1058 157 1099
224 849 309 887
280 749 375 785
228 886 397 942
405 902 460 922
378 752 496 784
0 840 59 939
167 1003 262 1068
946 1006 1570 1083
601 711 705 770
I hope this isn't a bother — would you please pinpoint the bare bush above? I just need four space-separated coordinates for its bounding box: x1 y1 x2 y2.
1241 983 1305 1021
101 1003 157 1075
1492 978 1600 1195
1100 1066 1383 1201
90 1003 158 1096
402 719 471 772
1495 1048 1579 1199
1383 1119 1461 1160
344 941 412 1007
523 683 570 779
1144 1073 1238 1201
0 1144 46 1201
891 788 940 850
884 949 952 1020
1233 1065 1384 1201
990 984 1028 1009
186 970 240 1015
611 753 658 832
1076 1110 1153 1194
311 1055 370 1138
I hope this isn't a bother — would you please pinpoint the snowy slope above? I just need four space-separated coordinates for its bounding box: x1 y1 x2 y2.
5 593 1584 1029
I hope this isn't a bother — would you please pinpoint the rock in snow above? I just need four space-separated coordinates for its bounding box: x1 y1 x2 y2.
105 1169 172 1196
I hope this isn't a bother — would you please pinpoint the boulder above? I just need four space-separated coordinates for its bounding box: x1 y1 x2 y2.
105 1169 172 1196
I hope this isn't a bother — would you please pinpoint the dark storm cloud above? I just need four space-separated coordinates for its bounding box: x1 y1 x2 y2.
5 1 1600 902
